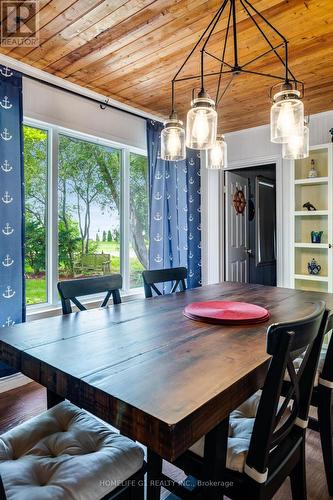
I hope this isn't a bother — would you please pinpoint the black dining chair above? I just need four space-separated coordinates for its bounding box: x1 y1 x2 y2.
168 302 329 500
284 313 333 495
57 274 122 314
0 400 145 500
316 328 333 496
142 267 187 298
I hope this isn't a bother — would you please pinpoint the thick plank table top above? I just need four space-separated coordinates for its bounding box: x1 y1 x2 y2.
0 282 331 462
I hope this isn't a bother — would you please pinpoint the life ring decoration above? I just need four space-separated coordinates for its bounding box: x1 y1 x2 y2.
233 188 247 215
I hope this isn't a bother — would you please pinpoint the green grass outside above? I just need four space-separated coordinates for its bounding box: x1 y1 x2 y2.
26 240 146 305
26 278 47 305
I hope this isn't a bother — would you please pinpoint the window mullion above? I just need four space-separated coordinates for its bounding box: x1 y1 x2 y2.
47 127 59 306
121 149 130 292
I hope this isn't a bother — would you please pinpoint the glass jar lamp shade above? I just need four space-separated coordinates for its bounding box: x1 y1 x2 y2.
160 119 186 161
207 135 227 169
270 90 304 143
282 125 309 160
186 97 217 150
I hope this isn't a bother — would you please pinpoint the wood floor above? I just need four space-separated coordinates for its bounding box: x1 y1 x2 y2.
0 382 330 500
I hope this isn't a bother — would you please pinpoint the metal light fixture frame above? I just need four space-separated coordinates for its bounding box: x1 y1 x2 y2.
169 0 304 120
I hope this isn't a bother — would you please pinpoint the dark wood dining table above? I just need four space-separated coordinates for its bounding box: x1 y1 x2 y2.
0 281 332 499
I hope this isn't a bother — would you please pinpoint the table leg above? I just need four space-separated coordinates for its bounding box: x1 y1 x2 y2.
202 416 229 500
47 389 64 409
147 448 163 500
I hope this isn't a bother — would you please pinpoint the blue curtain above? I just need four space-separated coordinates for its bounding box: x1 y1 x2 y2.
0 65 25 377
147 119 201 289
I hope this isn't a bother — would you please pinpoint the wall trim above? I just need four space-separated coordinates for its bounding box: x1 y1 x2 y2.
0 373 32 394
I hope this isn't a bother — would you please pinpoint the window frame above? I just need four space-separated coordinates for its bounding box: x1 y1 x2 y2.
24 117 148 311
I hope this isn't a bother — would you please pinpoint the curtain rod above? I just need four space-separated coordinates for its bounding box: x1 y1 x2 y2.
22 71 149 122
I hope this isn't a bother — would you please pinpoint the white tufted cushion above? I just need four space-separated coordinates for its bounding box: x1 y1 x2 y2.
190 392 261 473
0 401 144 500
286 346 327 387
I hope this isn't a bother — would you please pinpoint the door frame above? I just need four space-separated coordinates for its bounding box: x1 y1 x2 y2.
222 155 284 287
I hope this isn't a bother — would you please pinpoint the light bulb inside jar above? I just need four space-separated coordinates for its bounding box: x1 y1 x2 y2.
192 110 210 147
160 117 186 161
166 128 182 157
271 89 304 143
207 135 227 169
282 125 309 160
186 96 217 150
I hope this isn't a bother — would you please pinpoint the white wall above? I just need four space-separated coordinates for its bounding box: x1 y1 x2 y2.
226 110 333 163
209 110 333 288
23 78 147 150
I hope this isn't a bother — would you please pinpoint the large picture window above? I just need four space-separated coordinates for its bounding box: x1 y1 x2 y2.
24 120 148 308
24 125 48 305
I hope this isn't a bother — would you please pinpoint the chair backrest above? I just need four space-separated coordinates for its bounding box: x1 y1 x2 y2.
142 267 187 298
245 301 328 480
318 313 333 385
57 274 122 314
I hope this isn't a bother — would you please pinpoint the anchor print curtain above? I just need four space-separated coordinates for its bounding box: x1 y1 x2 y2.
0 65 25 377
147 120 201 290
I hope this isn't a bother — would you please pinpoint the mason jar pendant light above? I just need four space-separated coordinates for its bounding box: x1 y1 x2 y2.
271 84 304 143
162 0 305 163
207 134 227 169
186 91 217 149
282 124 309 160
161 113 186 161
160 82 186 161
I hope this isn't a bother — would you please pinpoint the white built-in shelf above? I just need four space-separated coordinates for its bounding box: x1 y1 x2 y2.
294 210 328 216
294 274 329 282
294 242 327 248
294 177 328 185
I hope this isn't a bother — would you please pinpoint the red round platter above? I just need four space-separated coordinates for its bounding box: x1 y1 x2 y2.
183 301 270 325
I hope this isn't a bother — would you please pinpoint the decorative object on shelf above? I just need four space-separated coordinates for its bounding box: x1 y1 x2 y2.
303 201 317 211
311 231 323 244
308 159 318 178
307 258 321 275
329 128 333 142
160 0 304 164
233 188 247 215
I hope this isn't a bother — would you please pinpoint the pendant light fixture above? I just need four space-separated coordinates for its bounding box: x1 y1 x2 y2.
160 82 186 161
282 124 309 160
207 134 227 169
161 0 305 163
186 92 217 149
271 85 304 143
161 113 186 161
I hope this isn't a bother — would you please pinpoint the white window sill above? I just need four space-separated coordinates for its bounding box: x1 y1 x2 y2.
26 288 145 322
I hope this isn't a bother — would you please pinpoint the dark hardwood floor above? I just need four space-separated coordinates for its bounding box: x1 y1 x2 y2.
0 382 330 500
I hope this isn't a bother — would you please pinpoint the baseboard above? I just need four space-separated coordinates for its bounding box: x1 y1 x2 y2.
0 373 32 393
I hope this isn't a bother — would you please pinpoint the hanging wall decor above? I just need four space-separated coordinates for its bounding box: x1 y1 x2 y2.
233 188 247 215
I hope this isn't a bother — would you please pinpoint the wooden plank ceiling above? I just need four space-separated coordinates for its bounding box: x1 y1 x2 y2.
1 0 333 132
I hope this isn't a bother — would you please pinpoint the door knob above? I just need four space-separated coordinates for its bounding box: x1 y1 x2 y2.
245 248 252 255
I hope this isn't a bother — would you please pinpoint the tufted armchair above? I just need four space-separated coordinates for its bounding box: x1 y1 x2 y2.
0 401 145 500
